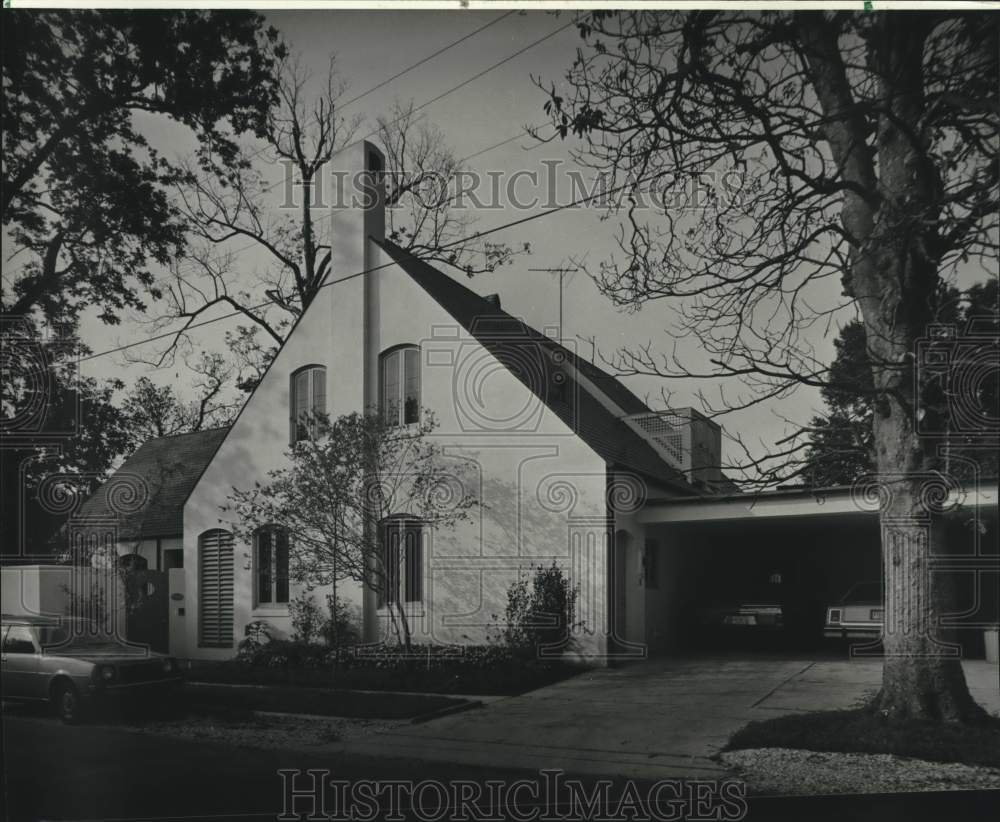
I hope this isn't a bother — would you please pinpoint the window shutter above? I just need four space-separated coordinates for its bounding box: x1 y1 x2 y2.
199 530 234 647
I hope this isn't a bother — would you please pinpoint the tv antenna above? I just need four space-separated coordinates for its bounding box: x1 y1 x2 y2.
528 266 578 342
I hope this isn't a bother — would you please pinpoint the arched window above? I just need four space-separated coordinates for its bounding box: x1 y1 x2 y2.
290 365 326 443
199 529 234 648
254 526 290 607
379 346 420 427
377 517 423 607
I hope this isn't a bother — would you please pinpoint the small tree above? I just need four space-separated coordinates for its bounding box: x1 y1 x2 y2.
226 411 477 649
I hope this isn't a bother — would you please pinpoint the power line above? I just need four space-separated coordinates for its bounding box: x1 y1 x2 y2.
339 11 517 109
166 16 579 281
185 11 517 189
80 166 651 365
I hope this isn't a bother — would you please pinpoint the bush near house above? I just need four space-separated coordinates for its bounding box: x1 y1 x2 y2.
191 641 583 696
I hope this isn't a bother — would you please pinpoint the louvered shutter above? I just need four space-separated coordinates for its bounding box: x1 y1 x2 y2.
199 530 234 648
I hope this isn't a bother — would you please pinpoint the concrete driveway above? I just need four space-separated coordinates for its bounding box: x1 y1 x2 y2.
337 656 1000 780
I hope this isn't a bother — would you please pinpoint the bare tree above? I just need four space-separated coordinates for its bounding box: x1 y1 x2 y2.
120 352 240 446
542 11 997 721
144 54 518 388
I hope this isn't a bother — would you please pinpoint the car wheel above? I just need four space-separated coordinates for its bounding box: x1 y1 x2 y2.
52 682 83 724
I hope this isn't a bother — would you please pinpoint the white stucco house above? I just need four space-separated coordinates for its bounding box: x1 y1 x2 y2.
62 141 997 662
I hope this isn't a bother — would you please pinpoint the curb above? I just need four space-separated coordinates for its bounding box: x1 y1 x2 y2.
409 698 483 725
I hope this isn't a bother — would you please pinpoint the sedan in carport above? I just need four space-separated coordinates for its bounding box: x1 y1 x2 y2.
696 571 786 633
824 581 884 639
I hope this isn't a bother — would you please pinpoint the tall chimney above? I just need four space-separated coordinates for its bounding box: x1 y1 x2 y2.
326 140 386 419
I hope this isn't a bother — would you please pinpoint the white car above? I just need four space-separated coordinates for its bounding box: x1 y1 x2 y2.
824 582 883 639
1 614 182 723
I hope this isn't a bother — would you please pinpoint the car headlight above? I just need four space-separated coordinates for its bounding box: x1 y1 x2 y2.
99 665 117 682
162 658 175 674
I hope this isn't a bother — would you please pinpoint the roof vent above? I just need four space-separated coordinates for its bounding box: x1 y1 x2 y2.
483 293 501 310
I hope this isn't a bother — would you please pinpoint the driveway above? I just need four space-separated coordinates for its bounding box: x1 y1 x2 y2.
334 656 1000 780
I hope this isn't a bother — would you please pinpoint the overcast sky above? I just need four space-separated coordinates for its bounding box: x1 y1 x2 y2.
76 9 911 471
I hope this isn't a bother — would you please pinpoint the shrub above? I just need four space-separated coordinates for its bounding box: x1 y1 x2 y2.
322 595 362 647
237 620 274 660
289 591 324 644
500 562 580 656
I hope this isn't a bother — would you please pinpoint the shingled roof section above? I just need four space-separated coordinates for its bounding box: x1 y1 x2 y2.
377 239 698 496
75 427 230 539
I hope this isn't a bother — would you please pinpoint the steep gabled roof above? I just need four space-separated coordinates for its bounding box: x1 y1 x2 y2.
74 427 230 539
378 239 697 495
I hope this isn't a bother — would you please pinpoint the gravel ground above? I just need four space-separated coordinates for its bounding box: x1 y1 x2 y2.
719 747 1000 795
125 713 403 751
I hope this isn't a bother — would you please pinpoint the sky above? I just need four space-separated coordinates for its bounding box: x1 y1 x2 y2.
75 8 874 473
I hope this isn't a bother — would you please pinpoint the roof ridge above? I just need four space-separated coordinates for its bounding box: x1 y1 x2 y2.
373 238 653 416
377 238 693 494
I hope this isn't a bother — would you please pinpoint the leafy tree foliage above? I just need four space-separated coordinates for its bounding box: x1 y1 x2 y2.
2 9 284 326
1 319 133 554
807 281 998 487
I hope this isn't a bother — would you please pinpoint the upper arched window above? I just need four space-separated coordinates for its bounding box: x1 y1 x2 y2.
380 346 420 427
290 365 326 443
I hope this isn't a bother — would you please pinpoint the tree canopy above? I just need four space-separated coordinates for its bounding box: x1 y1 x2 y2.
2 9 284 326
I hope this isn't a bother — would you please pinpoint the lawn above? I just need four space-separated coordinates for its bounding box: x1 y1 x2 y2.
725 708 1000 769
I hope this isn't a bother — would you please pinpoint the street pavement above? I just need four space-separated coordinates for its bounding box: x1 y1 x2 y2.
3 655 998 820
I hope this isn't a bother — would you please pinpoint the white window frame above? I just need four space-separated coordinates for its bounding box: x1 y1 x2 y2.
379 346 421 428
290 365 326 444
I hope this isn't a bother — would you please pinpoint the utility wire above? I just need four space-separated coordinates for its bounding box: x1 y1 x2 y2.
166 15 578 281
186 11 517 186
80 166 651 365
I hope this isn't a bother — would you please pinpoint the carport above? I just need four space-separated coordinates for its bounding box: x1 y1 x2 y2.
620 484 999 657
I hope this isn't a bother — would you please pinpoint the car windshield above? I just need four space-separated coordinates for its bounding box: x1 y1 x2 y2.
841 582 882 603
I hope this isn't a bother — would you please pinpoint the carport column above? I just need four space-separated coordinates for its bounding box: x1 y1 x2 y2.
567 517 609 660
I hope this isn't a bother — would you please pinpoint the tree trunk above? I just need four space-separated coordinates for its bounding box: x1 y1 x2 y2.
866 401 987 723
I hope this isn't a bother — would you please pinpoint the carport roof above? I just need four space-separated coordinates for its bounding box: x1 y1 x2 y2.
641 481 999 523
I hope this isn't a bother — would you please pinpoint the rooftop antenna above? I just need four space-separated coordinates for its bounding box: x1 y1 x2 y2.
528 266 578 343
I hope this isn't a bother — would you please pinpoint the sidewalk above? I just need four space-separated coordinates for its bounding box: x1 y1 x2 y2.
321 657 1000 781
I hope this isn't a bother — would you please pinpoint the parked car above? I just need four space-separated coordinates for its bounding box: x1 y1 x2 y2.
1 614 182 723
824 582 883 639
696 570 786 632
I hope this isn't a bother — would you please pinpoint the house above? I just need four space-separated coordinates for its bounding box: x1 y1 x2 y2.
66 141 998 661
